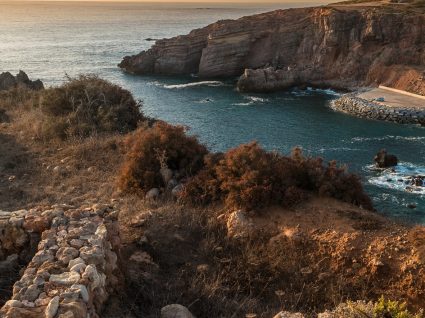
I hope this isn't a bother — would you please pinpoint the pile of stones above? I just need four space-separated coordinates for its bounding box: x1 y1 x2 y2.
0 204 120 318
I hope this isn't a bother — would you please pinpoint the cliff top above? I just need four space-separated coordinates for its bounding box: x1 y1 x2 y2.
329 0 425 12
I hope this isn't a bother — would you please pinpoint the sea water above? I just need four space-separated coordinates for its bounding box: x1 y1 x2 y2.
1 1 424 223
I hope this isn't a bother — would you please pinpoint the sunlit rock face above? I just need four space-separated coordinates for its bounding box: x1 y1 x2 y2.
119 6 425 95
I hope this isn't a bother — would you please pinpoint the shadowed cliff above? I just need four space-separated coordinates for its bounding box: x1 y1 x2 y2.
119 2 425 94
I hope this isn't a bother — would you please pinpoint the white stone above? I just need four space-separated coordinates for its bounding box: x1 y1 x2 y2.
161 304 195 318
226 210 253 238
68 257 85 269
45 296 59 318
70 263 86 274
49 271 80 286
4 300 23 308
70 284 89 302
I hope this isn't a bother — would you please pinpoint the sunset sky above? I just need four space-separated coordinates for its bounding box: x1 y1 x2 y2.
15 0 330 2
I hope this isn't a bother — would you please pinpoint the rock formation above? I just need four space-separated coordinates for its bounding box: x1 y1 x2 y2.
0 71 44 91
119 4 425 95
374 149 398 168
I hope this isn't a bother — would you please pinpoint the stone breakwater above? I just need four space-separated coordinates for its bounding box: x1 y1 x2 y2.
330 95 425 126
0 204 120 318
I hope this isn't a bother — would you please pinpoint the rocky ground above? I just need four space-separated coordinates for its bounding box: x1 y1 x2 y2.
1 78 425 317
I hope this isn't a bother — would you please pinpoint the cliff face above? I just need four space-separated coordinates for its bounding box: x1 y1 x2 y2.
119 6 425 94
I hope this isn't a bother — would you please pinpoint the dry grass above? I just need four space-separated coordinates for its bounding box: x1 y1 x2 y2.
2 77 424 318
111 198 425 318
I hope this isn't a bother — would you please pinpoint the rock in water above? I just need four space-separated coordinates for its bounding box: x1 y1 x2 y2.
161 304 195 318
374 149 398 168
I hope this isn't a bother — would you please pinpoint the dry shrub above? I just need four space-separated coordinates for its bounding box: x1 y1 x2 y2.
181 142 372 211
39 75 144 139
0 87 38 111
117 121 208 194
180 153 224 205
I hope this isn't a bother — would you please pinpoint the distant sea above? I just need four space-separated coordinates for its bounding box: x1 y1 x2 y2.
1 1 425 223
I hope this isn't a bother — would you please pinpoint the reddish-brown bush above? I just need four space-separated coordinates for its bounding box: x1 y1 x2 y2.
181 142 373 212
180 153 224 205
117 121 208 194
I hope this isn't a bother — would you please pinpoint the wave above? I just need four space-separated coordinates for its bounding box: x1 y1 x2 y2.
317 147 362 153
232 95 270 106
247 96 269 103
368 162 425 195
349 135 425 143
306 87 341 96
162 81 227 89
291 87 341 97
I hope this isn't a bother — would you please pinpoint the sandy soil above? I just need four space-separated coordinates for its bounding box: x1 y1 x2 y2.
359 87 425 109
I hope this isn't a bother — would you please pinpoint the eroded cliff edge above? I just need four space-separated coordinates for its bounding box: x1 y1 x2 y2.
119 4 425 94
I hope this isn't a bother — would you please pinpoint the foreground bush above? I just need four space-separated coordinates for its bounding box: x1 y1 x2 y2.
117 122 208 194
181 142 373 211
322 297 423 318
39 75 143 139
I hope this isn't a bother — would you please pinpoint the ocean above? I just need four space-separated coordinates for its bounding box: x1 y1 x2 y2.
1 1 425 222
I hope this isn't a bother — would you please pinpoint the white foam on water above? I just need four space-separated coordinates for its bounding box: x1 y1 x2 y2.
317 147 362 153
233 95 270 106
162 81 227 89
368 162 425 195
350 135 425 143
306 87 341 96
246 96 269 103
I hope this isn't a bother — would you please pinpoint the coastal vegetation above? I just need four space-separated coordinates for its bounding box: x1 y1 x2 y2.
1 74 144 141
1 75 425 318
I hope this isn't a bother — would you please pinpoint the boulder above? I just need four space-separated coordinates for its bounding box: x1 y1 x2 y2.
146 188 160 200
374 149 398 168
226 210 254 238
0 71 44 91
410 175 424 187
161 304 195 318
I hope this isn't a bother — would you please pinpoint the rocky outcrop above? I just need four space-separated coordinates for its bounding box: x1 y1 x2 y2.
119 5 425 95
374 149 398 168
0 71 44 91
0 204 120 318
330 94 425 125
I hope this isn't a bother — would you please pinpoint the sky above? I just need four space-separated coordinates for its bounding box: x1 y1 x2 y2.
9 0 330 2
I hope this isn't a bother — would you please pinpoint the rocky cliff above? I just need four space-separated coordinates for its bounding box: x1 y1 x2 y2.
119 4 425 94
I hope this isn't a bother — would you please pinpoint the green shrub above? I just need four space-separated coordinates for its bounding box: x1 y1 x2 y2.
117 121 208 194
374 296 423 318
39 75 143 139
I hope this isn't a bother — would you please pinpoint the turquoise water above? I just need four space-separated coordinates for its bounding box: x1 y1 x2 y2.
1 1 424 222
